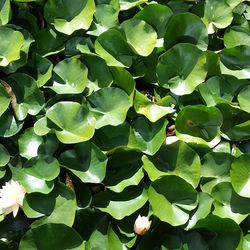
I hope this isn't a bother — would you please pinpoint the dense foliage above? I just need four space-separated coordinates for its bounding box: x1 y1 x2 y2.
0 0 250 249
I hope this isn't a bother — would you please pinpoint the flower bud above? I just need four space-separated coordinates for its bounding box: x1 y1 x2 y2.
133 215 151 235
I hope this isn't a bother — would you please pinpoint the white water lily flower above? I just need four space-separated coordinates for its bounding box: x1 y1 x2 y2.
134 215 152 235
0 180 26 217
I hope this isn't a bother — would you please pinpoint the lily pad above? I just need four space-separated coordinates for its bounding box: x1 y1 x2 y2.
134 3 173 38
164 13 208 51
19 223 84 250
87 87 130 129
95 28 135 67
93 185 148 220
6 73 45 121
238 85 250 113
175 105 223 146
143 141 201 188
0 82 10 117
202 0 233 34
18 127 43 159
220 45 250 79
231 154 250 198
148 175 197 226
44 0 95 35
121 18 157 56
59 141 107 184
224 26 250 48
134 90 175 122
157 43 207 95
0 26 24 67
48 58 88 94
46 101 96 144
103 150 143 192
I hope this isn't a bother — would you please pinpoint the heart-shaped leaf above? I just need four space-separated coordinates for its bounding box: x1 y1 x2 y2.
231 154 250 198
175 105 223 146
149 175 197 226
46 101 96 144
103 150 143 192
135 3 173 38
143 141 201 188
121 18 157 56
157 43 207 95
59 141 107 184
95 28 135 67
44 0 95 35
164 13 208 51
93 185 148 220
48 58 88 94
19 223 84 250
87 87 130 129
18 128 43 159
134 90 175 122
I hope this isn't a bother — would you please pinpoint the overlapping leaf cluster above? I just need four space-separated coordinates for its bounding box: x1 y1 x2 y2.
0 0 250 249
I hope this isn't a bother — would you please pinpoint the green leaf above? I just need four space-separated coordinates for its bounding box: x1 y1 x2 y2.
3 25 34 73
23 155 60 181
48 58 88 94
119 0 147 10
217 103 250 141
0 0 11 25
31 53 53 88
164 13 208 51
130 116 168 155
0 109 23 137
201 152 232 178
157 43 207 95
44 0 95 35
34 27 66 57
134 3 173 38
121 18 157 56
194 215 243 250
211 182 250 224
231 154 250 198
224 26 250 48
18 127 43 159
0 26 24 66
19 223 84 250
93 122 133 151
83 54 113 89
243 234 250 250
0 82 10 117
238 85 250 113
103 150 143 192
87 87 130 129
6 73 45 120
93 185 148 220
0 144 9 167
110 67 135 105
186 193 214 230
175 105 223 146
34 116 51 137
143 141 201 188
220 45 250 79
134 90 175 122
59 141 107 183
18 170 54 194
202 0 233 34
88 2 119 36
148 175 197 226
95 28 135 67
46 102 96 144
198 76 241 106
31 182 76 227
